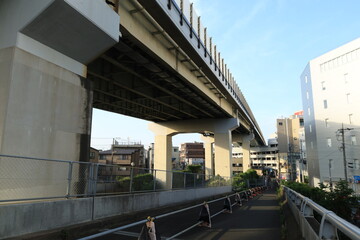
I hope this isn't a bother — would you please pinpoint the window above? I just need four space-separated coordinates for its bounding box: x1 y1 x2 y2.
311 141 314 149
349 114 353 124
327 138 332 147
279 122 283 126
346 93 350 104
355 159 360 170
325 118 329 128
308 108 311 116
351 135 357 145
309 124 312 133
90 152 95 159
323 100 328 109
305 75 308 83
321 81 326 90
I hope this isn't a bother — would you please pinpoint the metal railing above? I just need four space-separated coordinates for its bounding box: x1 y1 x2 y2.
283 186 360 240
0 154 234 203
78 186 266 240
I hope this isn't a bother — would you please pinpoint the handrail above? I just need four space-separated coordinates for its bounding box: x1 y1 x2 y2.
283 186 360 240
78 187 265 240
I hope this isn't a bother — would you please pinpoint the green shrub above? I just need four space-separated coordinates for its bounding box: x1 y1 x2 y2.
284 180 356 221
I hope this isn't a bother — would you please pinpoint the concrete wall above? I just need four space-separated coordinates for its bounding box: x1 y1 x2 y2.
0 186 232 239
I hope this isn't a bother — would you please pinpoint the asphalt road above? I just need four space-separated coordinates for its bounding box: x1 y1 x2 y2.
91 189 281 240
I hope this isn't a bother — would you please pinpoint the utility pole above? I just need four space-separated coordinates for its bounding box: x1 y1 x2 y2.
299 139 304 183
329 159 332 190
338 124 353 182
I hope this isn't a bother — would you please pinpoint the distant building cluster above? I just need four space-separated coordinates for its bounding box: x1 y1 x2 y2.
232 112 307 182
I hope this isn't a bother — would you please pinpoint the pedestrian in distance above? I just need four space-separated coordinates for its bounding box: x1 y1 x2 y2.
138 216 161 240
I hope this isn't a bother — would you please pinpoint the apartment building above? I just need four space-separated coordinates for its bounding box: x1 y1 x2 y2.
300 38 360 191
277 113 306 181
180 142 205 167
232 138 282 178
98 142 145 177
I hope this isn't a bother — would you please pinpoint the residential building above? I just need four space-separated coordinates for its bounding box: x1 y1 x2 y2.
99 142 145 177
180 142 205 167
276 113 305 181
172 146 180 169
89 147 102 163
300 38 360 192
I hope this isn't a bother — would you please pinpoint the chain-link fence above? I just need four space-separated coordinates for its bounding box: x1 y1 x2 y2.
0 154 233 202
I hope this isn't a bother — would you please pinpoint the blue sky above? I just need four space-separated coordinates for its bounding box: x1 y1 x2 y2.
91 0 360 150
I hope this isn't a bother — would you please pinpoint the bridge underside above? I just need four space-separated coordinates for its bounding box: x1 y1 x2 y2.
88 38 252 135
87 5 253 136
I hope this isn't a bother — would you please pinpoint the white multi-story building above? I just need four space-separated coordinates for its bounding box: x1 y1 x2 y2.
232 138 281 178
300 38 360 192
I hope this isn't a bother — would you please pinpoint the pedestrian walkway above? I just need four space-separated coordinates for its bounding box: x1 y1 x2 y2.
71 188 282 240
179 189 281 240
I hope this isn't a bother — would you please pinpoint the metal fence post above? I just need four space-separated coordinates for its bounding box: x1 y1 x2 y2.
66 162 73 198
88 163 94 196
93 163 99 196
194 173 196 188
129 166 134 193
170 169 173 189
153 169 157 191
183 172 187 188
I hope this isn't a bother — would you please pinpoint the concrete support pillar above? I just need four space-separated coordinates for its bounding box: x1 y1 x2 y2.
201 135 214 176
212 118 239 178
242 138 251 173
214 132 233 178
149 123 175 189
0 0 119 161
154 134 173 189
0 47 92 161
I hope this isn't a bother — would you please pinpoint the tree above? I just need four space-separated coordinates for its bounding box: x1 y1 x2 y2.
185 164 202 174
232 169 260 190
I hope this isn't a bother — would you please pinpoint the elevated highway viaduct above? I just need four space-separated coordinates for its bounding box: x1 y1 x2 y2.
0 0 265 184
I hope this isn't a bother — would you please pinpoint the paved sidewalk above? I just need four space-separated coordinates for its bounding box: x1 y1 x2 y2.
179 189 281 240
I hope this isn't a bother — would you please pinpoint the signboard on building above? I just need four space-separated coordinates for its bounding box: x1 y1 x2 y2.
294 110 303 116
354 175 360 184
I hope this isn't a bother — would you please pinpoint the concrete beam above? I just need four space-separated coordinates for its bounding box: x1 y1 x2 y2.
149 118 239 180
201 135 214 176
